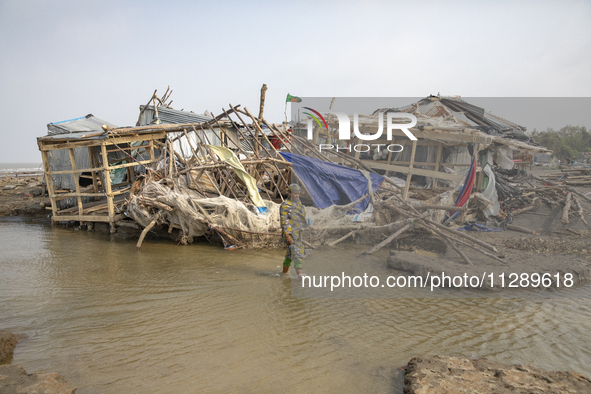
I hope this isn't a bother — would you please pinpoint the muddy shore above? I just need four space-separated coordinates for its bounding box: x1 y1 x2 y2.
0 330 76 393
2 168 590 393
0 175 48 218
402 355 591 393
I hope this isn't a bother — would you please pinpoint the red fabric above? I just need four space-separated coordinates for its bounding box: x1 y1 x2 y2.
269 136 281 150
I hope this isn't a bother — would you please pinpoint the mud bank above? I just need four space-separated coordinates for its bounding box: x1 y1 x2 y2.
0 176 47 218
387 248 591 291
0 331 76 393
0 365 76 394
0 331 21 364
403 355 591 394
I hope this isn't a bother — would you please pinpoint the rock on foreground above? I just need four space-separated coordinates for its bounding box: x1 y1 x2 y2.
0 365 76 394
404 355 591 394
0 331 21 363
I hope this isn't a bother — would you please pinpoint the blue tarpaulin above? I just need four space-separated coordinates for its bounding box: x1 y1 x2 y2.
280 152 384 212
456 223 503 232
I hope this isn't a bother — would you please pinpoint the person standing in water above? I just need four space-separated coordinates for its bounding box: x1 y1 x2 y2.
280 184 309 277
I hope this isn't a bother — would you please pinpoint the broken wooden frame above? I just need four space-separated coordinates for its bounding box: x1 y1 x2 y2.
38 130 165 231
38 101 299 234
299 115 550 201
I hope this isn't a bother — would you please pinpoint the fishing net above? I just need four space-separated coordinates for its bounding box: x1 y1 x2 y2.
127 176 284 248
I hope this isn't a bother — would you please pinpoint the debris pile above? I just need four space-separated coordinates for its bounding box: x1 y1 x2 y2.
36 88 590 259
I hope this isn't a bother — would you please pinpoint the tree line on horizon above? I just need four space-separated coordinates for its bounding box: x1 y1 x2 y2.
528 125 591 160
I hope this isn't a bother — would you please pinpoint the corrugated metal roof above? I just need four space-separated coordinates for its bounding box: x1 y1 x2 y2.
47 114 118 135
38 128 164 142
377 96 529 141
139 105 212 126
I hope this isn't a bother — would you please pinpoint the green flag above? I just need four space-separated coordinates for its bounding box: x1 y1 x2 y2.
286 93 302 103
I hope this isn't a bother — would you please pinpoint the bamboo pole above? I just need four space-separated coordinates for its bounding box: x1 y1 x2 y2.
88 147 99 199
40 149 58 219
425 225 473 265
328 229 359 247
573 197 589 226
561 192 572 225
421 218 499 253
100 144 116 233
136 213 160 251
67 148 84 217
432 142 443 189
361 223 413 255
224 107 288 199
402 140 417 200
258 84 267 120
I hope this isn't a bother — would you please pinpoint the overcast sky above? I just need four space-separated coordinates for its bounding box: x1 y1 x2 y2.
1 0 590 163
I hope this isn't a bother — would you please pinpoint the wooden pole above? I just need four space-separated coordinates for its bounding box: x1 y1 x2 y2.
561 192 572 225
100 144 115 233
258 84 267 120
40 149 59 220
136 213 160 251
68 148 84 218
432 142 443 189
403 140 417 200
88 147 100 200
361 223 413 255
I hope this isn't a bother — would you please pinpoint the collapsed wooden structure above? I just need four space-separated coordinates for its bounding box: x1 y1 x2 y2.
38 128 165 230
294 96 551 201
39 89 582 262
38 89 297 235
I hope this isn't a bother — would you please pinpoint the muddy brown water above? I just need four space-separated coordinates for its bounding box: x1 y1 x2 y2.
1 218 591 393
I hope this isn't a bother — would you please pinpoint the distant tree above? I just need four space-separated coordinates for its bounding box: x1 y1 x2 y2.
530 125 591 160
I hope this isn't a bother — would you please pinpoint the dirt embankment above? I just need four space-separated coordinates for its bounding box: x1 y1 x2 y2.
0 176 48 218
0 330 76 393
403 355 591 394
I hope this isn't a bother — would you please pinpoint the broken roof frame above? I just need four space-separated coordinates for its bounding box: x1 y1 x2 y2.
297 96 551 200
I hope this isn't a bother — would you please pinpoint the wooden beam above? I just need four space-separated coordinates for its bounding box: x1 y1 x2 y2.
433 142 443 189
403 140 417 200
68 148 84 217
100 145 115 227
51 213 126 223
88 147 100 198
41 150 58 218
362 161 464 182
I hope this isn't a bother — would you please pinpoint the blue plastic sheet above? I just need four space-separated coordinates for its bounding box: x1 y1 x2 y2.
456 223 503 232
279 152 384 212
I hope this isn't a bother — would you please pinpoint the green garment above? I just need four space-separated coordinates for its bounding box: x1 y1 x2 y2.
283 258 302 269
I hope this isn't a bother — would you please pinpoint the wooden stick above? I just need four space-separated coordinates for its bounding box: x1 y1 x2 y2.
328 229 359 247
562 192 572 225
568 188 591 203
258 84 267 120
415 205 467 212
361 223 413 255
512 205 535 215
302 239 317 249
422 218 499 253
136 89 157 126
434 229 473 265
444 233 508 265
506 224 536 234
136 213 159 251
573 197 589 226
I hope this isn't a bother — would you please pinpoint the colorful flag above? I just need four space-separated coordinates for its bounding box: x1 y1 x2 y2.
286 94 302 103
